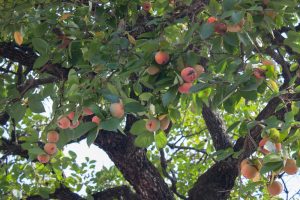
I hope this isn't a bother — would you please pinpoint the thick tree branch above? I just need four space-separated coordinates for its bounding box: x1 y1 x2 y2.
202 104 232 150
94 130 174 200
27 184 138 200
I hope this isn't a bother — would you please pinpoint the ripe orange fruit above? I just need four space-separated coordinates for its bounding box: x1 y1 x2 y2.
267 181 283 196
145 118 160 132
155 51 169 65
37 154 50 164
92 116 100 125
178 83 193 94
283 159 298 175
57 116 71 129
241 163 258 179
44 143 57 155
181 67 197 83
207 17 217 24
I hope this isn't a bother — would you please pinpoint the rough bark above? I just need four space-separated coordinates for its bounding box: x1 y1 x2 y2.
202 104 232 150
94 130 174 200
188 158 238 200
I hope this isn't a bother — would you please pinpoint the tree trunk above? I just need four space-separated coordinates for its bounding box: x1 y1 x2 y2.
94 131 174 200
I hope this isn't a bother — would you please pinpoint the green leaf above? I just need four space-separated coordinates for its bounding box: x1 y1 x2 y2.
162 86 178 107
134 132 154 148
223 33 239 46
66 122 97 142
190 83 210 93
7 102 26 122
101 118 121 131
28 147 44 156
260 161 283 174
154 131 167 149
130 120 148 135
226 121 241 133
124 102 146 113
263 153 282 164
28 94 45 113
86 128 98 147
214 148 234 161
32 38 49 55
33 55 49 69
231 11 243 24
199 23 214 40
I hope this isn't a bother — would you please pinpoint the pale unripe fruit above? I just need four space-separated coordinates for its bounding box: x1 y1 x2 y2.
155 51 169 65
69 120 80 129
92 116 101 125
145 118 160 132
251 172 261 182
37 154 50 164
193 65 205 77
83 108 93 115
44 143 57 155
178 83 193 94
159 117 170 130
227 24 242 32
283 159 298 175
241 163 258 179
110 102 125 118
47 131 59 143
181 67 197 83
267 181 283 196
57 116 71 129
147 66 160 75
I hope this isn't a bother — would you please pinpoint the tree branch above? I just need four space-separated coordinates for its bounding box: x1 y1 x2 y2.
202 104 232 150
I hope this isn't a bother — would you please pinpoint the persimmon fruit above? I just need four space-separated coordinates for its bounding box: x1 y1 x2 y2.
155 51 169 65
110 102 125 118
47 131 59 143
181 67 197 83
267 181 283 196
44 143 57 155
146 118 160 132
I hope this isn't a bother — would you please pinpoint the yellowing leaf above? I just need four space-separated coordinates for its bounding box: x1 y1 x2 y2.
127 34 136 45
267 79 279 93
59 13 72 21
14 31 23 45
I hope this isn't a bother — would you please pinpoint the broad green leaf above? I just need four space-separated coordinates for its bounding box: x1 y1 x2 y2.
199 23 214 40
33 55 49 69
124 102 146 113
134 132 154 148
101 118 121 131
32 38 49 55
86 128 99 147
130 120 148 135
154 131 167 149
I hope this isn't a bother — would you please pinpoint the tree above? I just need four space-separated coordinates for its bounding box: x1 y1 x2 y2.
0 0 300 199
